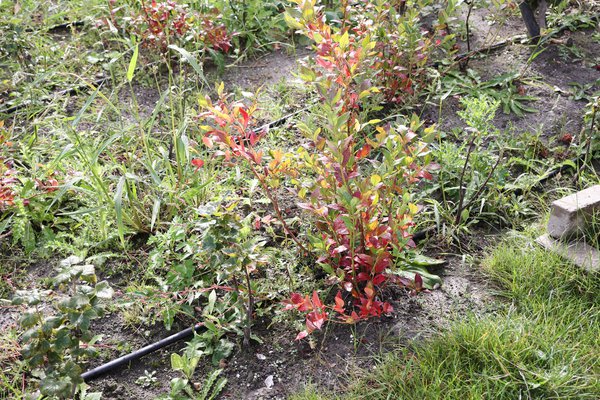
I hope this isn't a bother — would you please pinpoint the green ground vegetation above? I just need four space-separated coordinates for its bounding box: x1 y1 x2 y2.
292 231 600 399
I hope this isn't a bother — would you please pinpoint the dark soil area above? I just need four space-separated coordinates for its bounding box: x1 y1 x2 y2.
74 249 495 400
426 27 600 139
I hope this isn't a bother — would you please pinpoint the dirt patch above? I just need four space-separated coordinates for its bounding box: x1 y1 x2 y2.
424 28 600 139
85 313 183 399
78 251 495 400
215 50 309 92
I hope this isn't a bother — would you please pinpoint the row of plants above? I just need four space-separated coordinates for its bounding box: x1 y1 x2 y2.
2 0 599 398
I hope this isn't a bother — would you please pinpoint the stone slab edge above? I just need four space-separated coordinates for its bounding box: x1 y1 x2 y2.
547 185 600 239
536 234 600 273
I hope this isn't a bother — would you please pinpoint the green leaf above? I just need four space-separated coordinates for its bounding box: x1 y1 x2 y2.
211 339 234 365
20 311 41 329
164 306 176 330
205 290 217 315
460 209 470 223
114 175 126 245
75 264 97 283
72 86 100 129
396 267 443 289
171 353 184 370
95 280 114 299
409 254 447 268
168 45 209 87
70 294 91 309
127 44 139 82
53 328 73 351
40 375 72 397
170 377 189 393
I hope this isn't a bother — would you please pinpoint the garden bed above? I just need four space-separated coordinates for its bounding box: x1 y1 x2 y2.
1 1 599 399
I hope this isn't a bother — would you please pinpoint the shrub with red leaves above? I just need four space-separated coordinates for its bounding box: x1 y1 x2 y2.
102 0 233 55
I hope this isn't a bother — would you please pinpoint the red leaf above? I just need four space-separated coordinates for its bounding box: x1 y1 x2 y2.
295 330 309 341
558 133 573 145
332 245 348 254
202 136 214 148
249 131 258 146
297 202 314 211
354 254 373 266
364 284 375 299
418 170 433 180
312 291 324 310
316 57 335 70
239 107 250 127
356 144 371 159
333 291 345 314
373 257 389 274
414 273 423 291
372 274 386 285
357 272 370 282
191 158 204 170
306 312 326 331
382 302 393 314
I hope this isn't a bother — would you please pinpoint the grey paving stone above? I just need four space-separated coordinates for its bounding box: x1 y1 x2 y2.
536 234 600 273
547 185 600 239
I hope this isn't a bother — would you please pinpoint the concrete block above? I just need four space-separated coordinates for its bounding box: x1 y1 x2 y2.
547 185 600 239
536 234 600 273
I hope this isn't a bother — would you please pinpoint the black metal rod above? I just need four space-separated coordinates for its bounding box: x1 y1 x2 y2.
81 323 203 382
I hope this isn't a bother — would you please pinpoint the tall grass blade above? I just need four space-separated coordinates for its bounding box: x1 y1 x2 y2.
167 44 209 87
72 86 99 129
127 44 139 82
114 176 126 245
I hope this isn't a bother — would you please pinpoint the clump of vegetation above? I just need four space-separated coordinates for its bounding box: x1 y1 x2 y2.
13 259 112 399
1 0 599 397
102 0 233 56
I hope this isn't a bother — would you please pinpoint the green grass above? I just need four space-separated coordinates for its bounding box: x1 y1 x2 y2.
293 234 600 400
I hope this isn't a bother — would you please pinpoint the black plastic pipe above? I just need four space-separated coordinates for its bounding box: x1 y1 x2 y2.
82 323 203 382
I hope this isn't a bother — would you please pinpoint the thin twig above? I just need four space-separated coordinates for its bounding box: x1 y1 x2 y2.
455 131 477 225
462 149 504 213
243 264 254 348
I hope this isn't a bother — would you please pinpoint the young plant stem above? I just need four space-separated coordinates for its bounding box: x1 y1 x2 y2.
242 263 253 348
461 0 474 70
462 149 504 213
247 163 309 255
585 103 597 165
455 132 477 225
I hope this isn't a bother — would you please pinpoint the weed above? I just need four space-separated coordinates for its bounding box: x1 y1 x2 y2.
12 258 112 398
135 370 159 388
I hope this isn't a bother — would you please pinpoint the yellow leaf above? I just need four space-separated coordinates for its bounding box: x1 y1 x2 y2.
408 203 418 215
338 31 349 50
370 175 382 185
198 96 210 108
